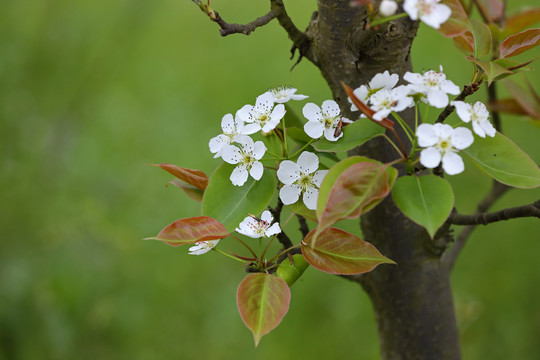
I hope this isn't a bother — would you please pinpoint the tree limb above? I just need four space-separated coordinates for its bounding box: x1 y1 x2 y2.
436 79 483 123
297 215 310 238
448 200 540 225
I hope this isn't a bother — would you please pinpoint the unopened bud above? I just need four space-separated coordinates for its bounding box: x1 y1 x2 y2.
379 0 398 17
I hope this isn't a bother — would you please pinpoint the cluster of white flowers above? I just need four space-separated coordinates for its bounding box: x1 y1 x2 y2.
236 210 281 238
377 0 451 30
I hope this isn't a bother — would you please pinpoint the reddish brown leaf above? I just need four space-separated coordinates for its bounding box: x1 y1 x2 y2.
499 28 540 58
453 31 475 54
167 179 204 202
302 227 395 275
151 163 209 189
504 8 540 35
504 79 540 119
237 273 291 347
488 98 530 115
473 0 504 23
146 216 228 247
439 0 471 38
343 83 394 130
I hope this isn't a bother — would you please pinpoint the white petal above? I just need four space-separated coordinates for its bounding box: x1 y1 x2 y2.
427 90 449 108
279 184 302 205
241 123 261 135
403 0 419 20
373 108 391 121
237 105 254 123
416 123 438 147
236 216 259 236
209 134 229 154
442 152 465 175
291 94 309 101
265 223 281 237
304 121 325 139
440 79 460 95
235 135 254 151
303 186 319 210
312 170 329 187
252 141 267 159
451 127 474 149
260 210 273 223
277 160 301 185
270 104 286 122
472 120 486 138
420 147 442 168
370 71 399 90
221 113 235 133
473 102 489 120
452 101 472 123
433 123 453 138
249 161 264 180
297 151 319 174
480 120 496 137
221 145 242 164
302 103 322 122
255 92 274 113
323 127 342 141
420 3 451 29
230 165 249 186
321 100 341 117
261 118 280 133
403 71 423 85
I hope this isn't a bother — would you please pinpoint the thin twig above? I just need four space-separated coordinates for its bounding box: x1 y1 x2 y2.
436 80 484 124
297 215 310 238
447 200 540 225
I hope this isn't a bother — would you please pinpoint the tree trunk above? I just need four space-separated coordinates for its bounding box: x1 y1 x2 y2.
301 1 462 358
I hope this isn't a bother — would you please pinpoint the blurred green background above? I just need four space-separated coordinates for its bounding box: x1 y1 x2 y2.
1 1 539 359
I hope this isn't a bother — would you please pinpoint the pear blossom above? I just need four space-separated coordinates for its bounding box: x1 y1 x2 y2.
349 71 399 112
404 66 460 108
416 123 474 175
369 86 414 121
379 0 398 16
452 101 496 138
189 240 219 255
303 100 352 141
237 92 286 134
277 151 329 210
221 135 266 186
403 0 451 29
209 112 247 158
266 86 308 103
236 210 281 238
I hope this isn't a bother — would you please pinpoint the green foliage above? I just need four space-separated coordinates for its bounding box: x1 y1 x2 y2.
392 175 455 238
202 163 276 232
276 254 310 287
313 120 384 153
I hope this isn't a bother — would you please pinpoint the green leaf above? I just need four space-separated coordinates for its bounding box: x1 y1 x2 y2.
313 120 385 153
471 19 492 58
276 254 310 287
301 227 395 275
463 132 540 188
145 216 228 247
466 57 512 84
202 163 276 232
392 175 454 238
285 127 311 144
499 28 540 58
150 163 208 189
236 273 291 347
289 201 318 223
317 161 396 234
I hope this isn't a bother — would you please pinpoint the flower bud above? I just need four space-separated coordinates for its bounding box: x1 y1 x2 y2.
379 0 398 16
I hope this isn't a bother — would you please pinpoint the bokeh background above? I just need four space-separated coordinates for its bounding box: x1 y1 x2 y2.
1 1 539 359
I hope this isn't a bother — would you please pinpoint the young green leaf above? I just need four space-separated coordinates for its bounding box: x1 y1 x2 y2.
237 273 291 347
145 216 228 247
499 28 540 58
151 163 209 189
302 227 395 275
392 175 455 238
313 120 385 153
462 132 540 189
471 19 492 58
276 254 310 287
289 201 318 223
202 163 276 232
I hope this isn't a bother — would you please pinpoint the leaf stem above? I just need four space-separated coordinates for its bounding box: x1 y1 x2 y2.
267 243 302 264
382 134 404 158
230 234 258 259
289 139 315 159
212 248 250 263
391 111 414 143
370 13 408 27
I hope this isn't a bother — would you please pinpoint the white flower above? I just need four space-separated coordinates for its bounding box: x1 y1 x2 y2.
404 66 460 108
380 0 398 16
403 0 451 29
221 135 266 186
237 92 286 134
369 85 414 121
416 123 474 175
349 71 399 112
236 210 281 238
266 86 308 104
302 100 352 141
188 240 219 255
209 112 247 158
277 151 329 210
452 101 496 138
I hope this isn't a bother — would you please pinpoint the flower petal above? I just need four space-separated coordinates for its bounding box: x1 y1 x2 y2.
265 223 281 237
221 113 235 133
452 101 472 123
416 123 438 147
472 120 486 138
321 100 341 117
451 127 474 150
279 184 302 205
420 147 442 169
277 160 301 185
270 104 286 122
249 161 264 180
302 103 322 122
427 90 449 108
323 127 342 141
297 151 319 174
230 164 249 186
237 105 254 123
235 135 255 152
209 134 229 155
252 141 267 159
291 93 309 101
480 120 496 137
255 92 274 113
221 145 243 164
442 152 465 175
303 186 319 210
241 123 261 135
304 121 325 139
312 170 329 187
260 210 273 223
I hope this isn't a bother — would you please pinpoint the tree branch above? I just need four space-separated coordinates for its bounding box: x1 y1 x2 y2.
193 0 280 36
436 79 483 123
441 181 508 270
270 199 294 249
448 200 540 225
297 215 310 238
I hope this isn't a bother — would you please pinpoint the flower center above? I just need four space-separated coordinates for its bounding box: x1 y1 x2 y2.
437 138 452 154
417 0 434 15
296 173 314 191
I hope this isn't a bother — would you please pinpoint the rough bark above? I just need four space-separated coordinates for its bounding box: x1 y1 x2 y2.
302 1 461 359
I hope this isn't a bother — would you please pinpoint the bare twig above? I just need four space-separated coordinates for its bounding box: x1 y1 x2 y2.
448 200 540 225
442 181 509 270
436 80 483 124
297 214 310 238
270 199 294 249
